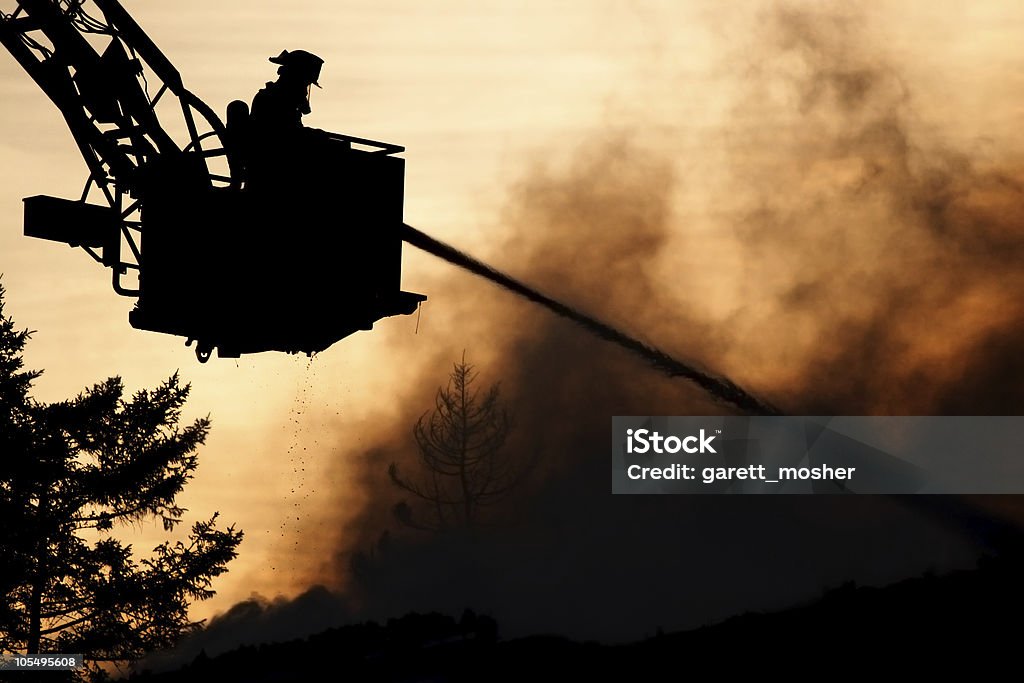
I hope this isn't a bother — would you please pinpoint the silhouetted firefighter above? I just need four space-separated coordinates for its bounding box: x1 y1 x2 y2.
242 49 327 194
251 49 324 131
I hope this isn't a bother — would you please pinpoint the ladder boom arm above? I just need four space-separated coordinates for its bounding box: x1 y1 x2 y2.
92 0 182 93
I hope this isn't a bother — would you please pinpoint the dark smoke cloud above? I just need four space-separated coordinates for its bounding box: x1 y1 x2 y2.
151 1 1024 664
716 5 1024 414
327 13 1005 629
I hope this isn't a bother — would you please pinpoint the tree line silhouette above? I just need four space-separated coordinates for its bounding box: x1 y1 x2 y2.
125 553 1024 681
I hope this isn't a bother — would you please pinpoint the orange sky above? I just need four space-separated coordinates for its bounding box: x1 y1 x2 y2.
2 0 1024 625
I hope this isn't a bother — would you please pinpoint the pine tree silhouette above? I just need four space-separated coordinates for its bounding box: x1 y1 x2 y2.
0 283 243 681
389 353 526 531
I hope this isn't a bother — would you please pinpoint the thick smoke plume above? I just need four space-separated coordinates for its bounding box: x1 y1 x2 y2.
317 0 1024 636
713 5 1024 414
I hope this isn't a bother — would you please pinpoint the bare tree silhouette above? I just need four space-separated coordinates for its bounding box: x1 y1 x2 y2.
389 353 526 531
0 283 243 681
